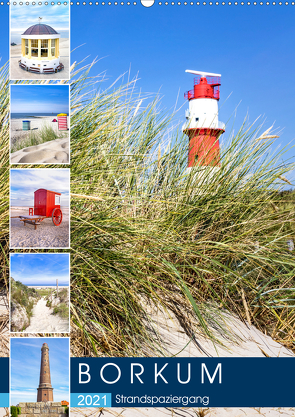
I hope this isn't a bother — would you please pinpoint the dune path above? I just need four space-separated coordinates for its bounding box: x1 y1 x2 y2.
25 297 69 333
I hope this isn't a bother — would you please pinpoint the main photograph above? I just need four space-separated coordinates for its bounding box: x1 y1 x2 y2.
69 5 295 361
0 2 294 417
68 7 295 413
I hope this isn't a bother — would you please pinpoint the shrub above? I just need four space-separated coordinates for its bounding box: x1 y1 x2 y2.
58 288 68 304
53 303 68 319
62 406 69 415
11 406 21 417
69 60 295 356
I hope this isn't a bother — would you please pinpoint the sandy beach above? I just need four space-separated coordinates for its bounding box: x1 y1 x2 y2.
10 207 70 248
71 304 294 417
0 409 9 417
146 304 294 358
11 138 69 164
10 39 70 80
10 116 69 164
71 407 295 417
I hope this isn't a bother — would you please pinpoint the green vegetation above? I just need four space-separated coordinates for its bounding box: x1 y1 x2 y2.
58 288 68 304
53 303 69 319
0 63 9 355
11 125 67 153
51 288 69 319
0 61 294 356
11 406 21 417
36 288 52 297
69 61 295 356
0 64 9 294
44 288 69 319
62 406 69 415
11 278 39 319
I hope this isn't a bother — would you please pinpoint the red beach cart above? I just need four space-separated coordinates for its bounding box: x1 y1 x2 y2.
12 189 63 230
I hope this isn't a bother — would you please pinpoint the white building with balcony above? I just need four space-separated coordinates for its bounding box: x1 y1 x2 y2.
19 23 64 74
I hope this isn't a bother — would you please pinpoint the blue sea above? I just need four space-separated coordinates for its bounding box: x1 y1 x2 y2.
11 30 69 45
11 113 61 119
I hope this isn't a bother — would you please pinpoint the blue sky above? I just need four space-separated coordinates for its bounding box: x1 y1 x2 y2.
10 3 69 32
11 338 69 405
69 5 295 183
0 5 294 183
10 169 70 207
11 85 69 114
10 253 70 286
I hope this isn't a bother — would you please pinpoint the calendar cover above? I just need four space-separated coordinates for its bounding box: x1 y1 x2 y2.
0 2 294 417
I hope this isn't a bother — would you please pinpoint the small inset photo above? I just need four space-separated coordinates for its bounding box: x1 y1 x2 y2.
10 4 70 80
10 85 70 164
11 338 69 412
10 253 70 333
10 168 70 249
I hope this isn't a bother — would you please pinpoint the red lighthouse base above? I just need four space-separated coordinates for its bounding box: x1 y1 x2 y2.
184 128 224 168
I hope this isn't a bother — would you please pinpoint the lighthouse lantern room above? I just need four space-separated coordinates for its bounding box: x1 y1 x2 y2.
19 18 64 74
183 70 225 168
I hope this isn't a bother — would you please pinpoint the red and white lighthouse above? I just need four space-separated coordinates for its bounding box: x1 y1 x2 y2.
183 70 225 169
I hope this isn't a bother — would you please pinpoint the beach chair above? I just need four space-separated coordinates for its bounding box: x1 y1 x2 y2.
29 67 40 73
43 68 55 74
56 63 64 72
19 62 27 70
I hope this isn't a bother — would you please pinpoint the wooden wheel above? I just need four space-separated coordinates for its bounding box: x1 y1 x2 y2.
52 208 63 226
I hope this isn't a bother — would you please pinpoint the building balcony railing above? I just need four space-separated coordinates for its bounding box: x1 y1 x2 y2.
193 76 221 86
184 87 220 100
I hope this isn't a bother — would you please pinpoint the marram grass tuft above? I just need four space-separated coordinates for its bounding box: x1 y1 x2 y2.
69 61 295 356
1 61 294 356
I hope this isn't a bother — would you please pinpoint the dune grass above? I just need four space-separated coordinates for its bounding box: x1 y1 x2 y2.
69 61 295 356
0 63 9 292
1 61 294 356
53 303 69 319
36 288 52 297
11 124 68 153
0 63 10 357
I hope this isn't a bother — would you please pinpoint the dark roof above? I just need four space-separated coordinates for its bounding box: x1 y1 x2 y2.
22 24 58 36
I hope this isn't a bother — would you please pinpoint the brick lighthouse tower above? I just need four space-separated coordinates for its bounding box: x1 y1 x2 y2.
37 343 54 402
183 70 225 169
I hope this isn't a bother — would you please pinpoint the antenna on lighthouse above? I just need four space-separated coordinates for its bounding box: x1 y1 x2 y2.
185 69 221 78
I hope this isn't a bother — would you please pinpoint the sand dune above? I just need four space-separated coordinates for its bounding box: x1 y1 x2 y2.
71 407 295 417
10 116 69 164
0 408 9 417
144 302 293 358
71 305 294 417
11 137 69 164
24 297 69 333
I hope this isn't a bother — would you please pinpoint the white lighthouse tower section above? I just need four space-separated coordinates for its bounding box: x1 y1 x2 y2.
186 97 219 130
